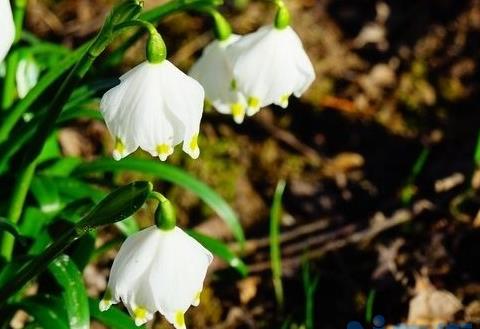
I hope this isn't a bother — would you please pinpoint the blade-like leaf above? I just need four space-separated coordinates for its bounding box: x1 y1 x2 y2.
31 176 62 213
89 297 145 329
188 230 248 276
48 255 89 329
74 158 245 246
270 180 286 307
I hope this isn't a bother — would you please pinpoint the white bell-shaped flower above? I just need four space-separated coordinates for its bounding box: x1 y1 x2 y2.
100 226 213 328
0 0 15 63
189 35 247 124
226 25 315 116
100 61 204 161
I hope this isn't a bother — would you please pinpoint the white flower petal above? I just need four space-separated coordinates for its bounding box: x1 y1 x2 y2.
0 0 15 63
100 61 205 161
103 225 213 327
189 35 248 124
105 227 160 306
226 25 315 114
149 227 212 317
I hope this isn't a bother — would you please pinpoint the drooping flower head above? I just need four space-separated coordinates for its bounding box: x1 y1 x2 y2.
225 3 315 116
189 34 247 124
100 28 204 161
100 225 213 328
0 0 15 63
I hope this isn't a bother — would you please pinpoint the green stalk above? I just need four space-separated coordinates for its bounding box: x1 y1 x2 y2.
1 0 28 110
270 180 286 308
104 0 222 67
0 161 36 261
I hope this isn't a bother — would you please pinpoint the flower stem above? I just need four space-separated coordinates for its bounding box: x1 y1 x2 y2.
199 8 232 41
104 0 223 68
116 20 167 63
0 161 36 261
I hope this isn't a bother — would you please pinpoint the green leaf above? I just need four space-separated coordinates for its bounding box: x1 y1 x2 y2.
77 181 152 231
20 207 51 237
89 297 144 329
40 157 83 177
69 232 96 270
188 230 248 276
37 132 61 164
57 107 103 124
48 176 105 202
48 255 89 329
31 176 62 213
74 158 245 246
270 180 286 307
39 175 140 236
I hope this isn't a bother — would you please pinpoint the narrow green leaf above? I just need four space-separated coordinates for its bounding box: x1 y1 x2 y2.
188 230 248 276
69 232 96 270
19 207 51 237
57 107 103 124
270 180 286 307
48 255 89 329
40 157 83 177
89 297 145 329
74 158 245 246
474 129 480 167
31 176 62 213
41 175 140 235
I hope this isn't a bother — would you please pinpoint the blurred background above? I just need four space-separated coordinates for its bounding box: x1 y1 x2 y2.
16 0 480 328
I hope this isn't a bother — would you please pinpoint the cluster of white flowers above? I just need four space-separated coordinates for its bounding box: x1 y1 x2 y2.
190 24 315 124
99 3 315 161
0 0 15 63
100 226 213 328
1 1 315 328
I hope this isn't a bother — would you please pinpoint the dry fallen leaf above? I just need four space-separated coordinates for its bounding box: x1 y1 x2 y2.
237 276 261 304
407 274 462 327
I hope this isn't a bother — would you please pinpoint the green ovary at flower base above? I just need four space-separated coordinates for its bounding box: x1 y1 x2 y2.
100 192 213 328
